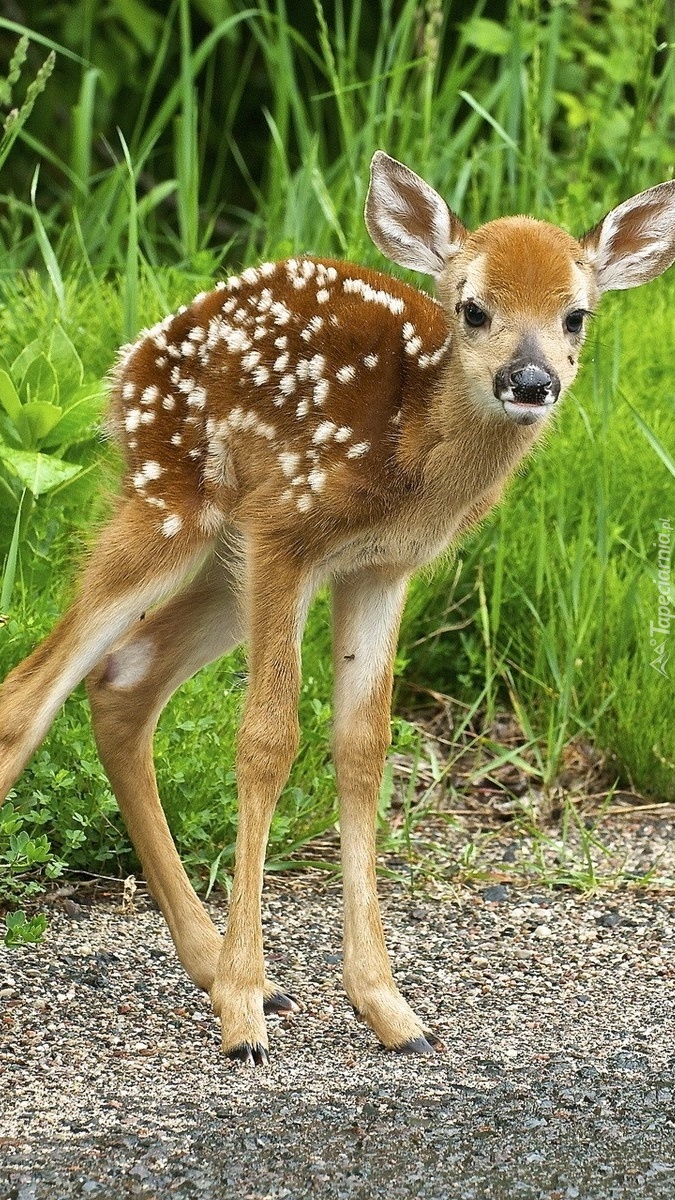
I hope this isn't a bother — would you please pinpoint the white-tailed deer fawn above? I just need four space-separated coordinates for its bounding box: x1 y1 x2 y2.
2 153 675 1063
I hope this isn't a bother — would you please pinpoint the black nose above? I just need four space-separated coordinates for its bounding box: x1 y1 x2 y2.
494 359 560 404
511 363 551 393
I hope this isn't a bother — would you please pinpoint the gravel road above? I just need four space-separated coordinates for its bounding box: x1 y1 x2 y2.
2 851 674 1200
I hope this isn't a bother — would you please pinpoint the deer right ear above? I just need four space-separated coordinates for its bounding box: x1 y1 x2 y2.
365 151 467 278
581 180 675 292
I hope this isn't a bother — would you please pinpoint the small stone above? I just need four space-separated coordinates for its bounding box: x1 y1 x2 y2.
532 924 552 939
482 885 509 903
597 912 622 928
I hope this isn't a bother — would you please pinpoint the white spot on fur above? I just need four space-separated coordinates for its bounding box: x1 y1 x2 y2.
363 353 379 369
271 301 291 326
307 467 326 493
316 289 330 304
346 441 370 458
336 365 356 384
188 387 207 409
313 420 337 444
301 315 324 342
162 514 183 537
125 409 142 433
279 451 301 477
162 395 176 411
297 494 312 513
253 365 270 386
343 277 405 315
313 379 329 406
122 381 136 402
335 425 352 442
279 374 296 396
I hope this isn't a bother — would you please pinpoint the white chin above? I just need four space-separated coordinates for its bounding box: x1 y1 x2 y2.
502 400 551 426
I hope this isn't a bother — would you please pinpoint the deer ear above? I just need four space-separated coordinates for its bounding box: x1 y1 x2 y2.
581 181 675 292
365 151 467 277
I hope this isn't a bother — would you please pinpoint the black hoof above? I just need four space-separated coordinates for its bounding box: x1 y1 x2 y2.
226 1042 270 1067
394 1034 441 1055
423 1030 444 1050
263 991 301 1016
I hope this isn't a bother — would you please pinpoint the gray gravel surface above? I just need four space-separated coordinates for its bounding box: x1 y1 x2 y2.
1 878 674 1199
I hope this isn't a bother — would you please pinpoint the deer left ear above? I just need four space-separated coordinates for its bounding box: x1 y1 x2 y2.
365 151 467 277
581 181 675 292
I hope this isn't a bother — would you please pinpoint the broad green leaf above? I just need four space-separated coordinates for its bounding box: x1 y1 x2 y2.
11 325 85 404
11 339 42 386
47 324 84 396
18 353 59 408
0 444 82 496
462 17 512 56
0 369 22 422
15 401 64 446
0 414 22 447
40 387 105 449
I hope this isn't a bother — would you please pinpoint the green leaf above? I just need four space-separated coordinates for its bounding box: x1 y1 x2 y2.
47 324 84 396
18 353 59 408
462 18 512 56
15 401 64 446
0 444 82 496
0 369 21 422
39 386 105 449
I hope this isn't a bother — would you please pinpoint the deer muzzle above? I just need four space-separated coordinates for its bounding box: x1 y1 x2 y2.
493 358 561 426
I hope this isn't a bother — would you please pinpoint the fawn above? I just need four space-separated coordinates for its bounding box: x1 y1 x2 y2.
1 153 674 1064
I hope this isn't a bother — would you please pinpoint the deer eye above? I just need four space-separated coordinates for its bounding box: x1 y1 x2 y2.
463 301 488 328
565 309 585 334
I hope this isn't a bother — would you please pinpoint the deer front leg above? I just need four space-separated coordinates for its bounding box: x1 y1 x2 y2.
332 568 441 1055
211 551 312 1064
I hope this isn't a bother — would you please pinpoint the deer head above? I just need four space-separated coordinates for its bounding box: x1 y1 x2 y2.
366 151 675 426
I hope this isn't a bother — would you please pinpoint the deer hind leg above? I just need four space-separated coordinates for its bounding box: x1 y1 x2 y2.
332 567 441 1055
86 547 299 1014
0 499 210 804
210 548 313 1064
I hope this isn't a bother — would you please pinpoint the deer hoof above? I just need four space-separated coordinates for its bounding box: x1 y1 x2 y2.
227 1042 270 1067
263 991 301 1016
394 1032 443 1055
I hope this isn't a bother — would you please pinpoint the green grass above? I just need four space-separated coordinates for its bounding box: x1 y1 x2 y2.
0 1 674 915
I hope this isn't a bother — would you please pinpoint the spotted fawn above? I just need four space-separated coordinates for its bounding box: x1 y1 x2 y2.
2 152 674 1063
